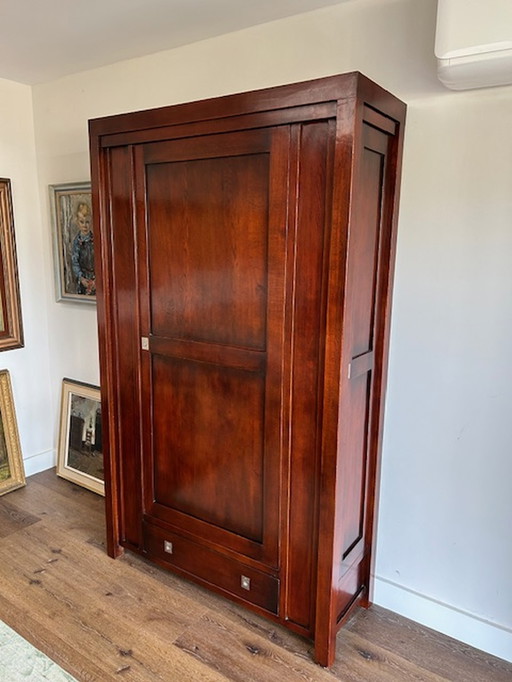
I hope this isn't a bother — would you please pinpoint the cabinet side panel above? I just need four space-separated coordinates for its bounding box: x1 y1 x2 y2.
339 143 384 561
108 146 142 549
335 124 391 618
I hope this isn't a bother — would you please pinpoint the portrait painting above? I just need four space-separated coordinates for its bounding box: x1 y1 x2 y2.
50 182 95 303
57 379 104 495
0 370 25 496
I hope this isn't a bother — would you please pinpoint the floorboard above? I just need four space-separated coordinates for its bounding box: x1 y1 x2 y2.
0 471 509 681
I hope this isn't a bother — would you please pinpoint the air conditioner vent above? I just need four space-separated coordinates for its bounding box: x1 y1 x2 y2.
435 0 512 90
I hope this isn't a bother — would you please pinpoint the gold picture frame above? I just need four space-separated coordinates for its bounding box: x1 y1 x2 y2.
57 379 104 495
0 179 24 351
50 182 95 303
0 370 25 496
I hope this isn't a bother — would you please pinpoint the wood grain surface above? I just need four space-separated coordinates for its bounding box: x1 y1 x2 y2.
0 470 509 681
90 73 409 666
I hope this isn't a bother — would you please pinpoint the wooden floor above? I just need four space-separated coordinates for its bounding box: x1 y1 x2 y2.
0 470 510 682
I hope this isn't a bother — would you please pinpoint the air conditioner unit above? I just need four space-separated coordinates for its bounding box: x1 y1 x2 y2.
435 0 512 90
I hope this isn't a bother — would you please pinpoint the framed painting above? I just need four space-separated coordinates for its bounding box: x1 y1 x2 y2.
50 182 95 303
0 179 24 350
57 379 104 495
0 370 25 495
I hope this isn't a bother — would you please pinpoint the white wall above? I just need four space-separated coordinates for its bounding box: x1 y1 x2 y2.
0 79 53 476
29 0 512 662
376 87 512 660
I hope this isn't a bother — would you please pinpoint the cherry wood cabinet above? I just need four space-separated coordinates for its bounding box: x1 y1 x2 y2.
89 72 406 667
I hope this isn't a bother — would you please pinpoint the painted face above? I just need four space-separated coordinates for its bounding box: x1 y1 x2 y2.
77 209 91 235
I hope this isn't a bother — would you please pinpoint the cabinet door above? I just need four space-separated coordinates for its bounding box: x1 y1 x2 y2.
136 128 290 571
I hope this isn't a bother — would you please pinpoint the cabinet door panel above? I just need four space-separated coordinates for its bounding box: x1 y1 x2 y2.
152 355 265 543
147 150 269 349
137 128 290 570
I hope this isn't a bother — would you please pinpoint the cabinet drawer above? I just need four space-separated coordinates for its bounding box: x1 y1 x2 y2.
142 521 279 614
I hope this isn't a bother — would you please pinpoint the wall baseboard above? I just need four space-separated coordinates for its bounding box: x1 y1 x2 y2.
373 574 512 664
23 450 55 477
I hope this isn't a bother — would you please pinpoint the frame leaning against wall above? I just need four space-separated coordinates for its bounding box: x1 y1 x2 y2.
0 179 24 351
57 378 104 496
0 370 25 496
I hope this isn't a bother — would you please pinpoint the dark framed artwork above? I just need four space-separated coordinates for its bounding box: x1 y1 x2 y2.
57 379 104 495
0 370 25 495
0 179 24 350
50 182 95 303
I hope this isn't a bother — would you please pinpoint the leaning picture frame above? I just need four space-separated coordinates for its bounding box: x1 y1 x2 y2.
50 182 96 303
0 179 24 350
0 370 25 496
57 378 104 495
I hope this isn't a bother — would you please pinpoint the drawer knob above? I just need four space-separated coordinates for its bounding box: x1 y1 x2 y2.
164 540 173 554
241 575 251 591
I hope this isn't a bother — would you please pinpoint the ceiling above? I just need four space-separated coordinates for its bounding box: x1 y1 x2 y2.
0 0 351 85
